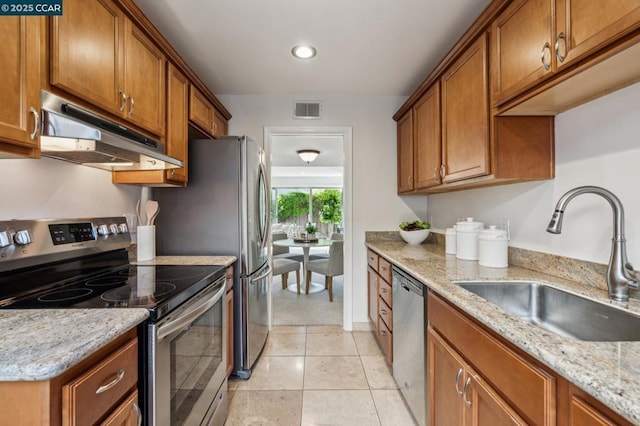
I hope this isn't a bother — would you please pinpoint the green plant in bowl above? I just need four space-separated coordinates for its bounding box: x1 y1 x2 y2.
399 220 430 231
399 221 431 245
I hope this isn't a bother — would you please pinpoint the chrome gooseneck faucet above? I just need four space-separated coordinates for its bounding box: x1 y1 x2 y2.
547 186 638 302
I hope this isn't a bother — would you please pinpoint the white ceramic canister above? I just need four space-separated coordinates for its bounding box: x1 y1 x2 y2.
478 225 509 268
445 227 457 255
455 218 484 260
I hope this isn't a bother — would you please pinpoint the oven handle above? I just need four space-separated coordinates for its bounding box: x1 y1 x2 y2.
157 284 225 342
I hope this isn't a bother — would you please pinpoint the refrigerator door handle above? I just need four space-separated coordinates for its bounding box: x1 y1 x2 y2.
250 264 272 283
257 162 270 249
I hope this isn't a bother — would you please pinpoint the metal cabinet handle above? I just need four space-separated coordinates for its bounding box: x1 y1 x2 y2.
380 330 387 336
555 32 566 63
119 90 127 112
440 164 446 179
95 370 125 394
540 42 551 71
128 96 135 115
463 377 472 407
381 287 387 293
213 121 218 135
380 309 387 315
133 402 142 426
455 368 464 396
433 167 438 179
29 107 40 140
407 175 412 185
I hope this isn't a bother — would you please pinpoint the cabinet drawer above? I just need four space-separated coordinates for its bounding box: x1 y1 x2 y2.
367 249 379 270
378 297 392 330
429 293 555 425
378 257 392 283
378 318 393 364
379 277 392 307
62 338 138 426
100 390 139 426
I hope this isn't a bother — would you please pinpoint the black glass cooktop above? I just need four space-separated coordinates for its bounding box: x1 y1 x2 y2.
0 250 226 321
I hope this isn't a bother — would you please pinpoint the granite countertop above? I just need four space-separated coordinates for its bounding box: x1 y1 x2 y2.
366 240 640 425
132 255 236 267
0 309 148 381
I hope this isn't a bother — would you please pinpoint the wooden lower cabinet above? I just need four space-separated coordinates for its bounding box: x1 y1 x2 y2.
0 328 139 426
429 292 556 425
366 249 393 364
428 327 526 426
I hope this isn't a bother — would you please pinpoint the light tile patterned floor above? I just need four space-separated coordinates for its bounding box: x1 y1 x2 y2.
225 327 417 426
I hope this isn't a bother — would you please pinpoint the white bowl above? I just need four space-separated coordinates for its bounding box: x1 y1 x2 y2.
399 229 430 245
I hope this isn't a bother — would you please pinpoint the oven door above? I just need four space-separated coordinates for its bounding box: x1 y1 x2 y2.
149 276 227 426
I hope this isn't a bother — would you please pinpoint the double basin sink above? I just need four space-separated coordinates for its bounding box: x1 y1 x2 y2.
455 281 640 342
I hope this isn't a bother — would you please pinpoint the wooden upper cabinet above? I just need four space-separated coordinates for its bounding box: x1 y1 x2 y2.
413 84 441 190
0 16 43 158
555 0 640 70
51 0 125 116
397 110 414 193
112 62 187 186
441 33 490 184
51 0 166 137
123 18 165 136
491 0 554 104
213 113 228 139
164 63 189 184
189 85 215 137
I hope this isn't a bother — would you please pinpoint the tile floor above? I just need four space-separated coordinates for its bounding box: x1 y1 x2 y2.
226 326 417 426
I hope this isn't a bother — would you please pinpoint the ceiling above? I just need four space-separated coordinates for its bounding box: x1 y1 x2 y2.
135 0 491 97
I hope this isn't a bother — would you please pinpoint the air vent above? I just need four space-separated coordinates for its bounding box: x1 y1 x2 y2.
293 101 322 119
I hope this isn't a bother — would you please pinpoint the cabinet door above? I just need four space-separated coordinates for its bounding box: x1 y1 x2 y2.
51 0 124 115
189 85 215 137
0 16 41 154
124 19 165 136
367 267 378 331
555 0 640 70
491 0 554 104
378 317 392 364
442 33 490 183
569 396 616 426
413 83 441 189
465 370 527 426
100 391 140 426
165 63 189 184
428 327 465 426
397 110 414 193
213 112 228 139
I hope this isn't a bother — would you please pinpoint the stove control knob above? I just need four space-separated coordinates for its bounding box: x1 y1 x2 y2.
118 223 128 234
0 231 12 248
97 224 109 236
109 224 119 235
14 230 32 246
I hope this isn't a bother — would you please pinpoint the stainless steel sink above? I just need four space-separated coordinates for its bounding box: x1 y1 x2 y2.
455 281 640 341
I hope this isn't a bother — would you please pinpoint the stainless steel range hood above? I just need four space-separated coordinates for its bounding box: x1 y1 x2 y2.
40 91 183 171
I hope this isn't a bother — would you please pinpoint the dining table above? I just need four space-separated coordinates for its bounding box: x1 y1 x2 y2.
272 238 333 293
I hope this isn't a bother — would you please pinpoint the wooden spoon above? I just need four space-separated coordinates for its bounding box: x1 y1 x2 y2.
145 200 160 226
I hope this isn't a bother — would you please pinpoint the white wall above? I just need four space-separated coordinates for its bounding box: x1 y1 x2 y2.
219 94 429 323
428 82 640 268
0 157 140 220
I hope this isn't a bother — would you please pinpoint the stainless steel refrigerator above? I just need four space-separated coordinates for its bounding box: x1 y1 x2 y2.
154 135 270 379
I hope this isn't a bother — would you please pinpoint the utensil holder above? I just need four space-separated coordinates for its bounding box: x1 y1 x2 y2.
137 225 156 261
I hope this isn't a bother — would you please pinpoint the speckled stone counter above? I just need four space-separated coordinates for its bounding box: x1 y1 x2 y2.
366 239 640 425
0 309 148 381
132 255 236 267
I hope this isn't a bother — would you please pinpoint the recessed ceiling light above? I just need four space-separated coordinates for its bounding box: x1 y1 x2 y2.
292 45 317 59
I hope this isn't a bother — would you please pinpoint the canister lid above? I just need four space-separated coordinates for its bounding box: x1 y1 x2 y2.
455 217 484 231
478 225 508 241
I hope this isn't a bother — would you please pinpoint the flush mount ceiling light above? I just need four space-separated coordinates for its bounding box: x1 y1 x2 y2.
297 149 320 164
291 45 317 59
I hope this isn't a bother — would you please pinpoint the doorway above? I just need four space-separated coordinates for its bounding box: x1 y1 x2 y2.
264 126 353 330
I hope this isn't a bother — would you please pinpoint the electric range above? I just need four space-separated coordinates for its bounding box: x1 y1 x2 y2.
0 217 229 425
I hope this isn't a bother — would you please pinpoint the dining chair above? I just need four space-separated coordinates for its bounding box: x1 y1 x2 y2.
272 258 303 294
305 240 344 301
272 231 303 262
308 233 343 260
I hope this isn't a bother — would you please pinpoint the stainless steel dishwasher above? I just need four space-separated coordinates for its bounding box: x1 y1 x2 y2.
392 265 426 426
